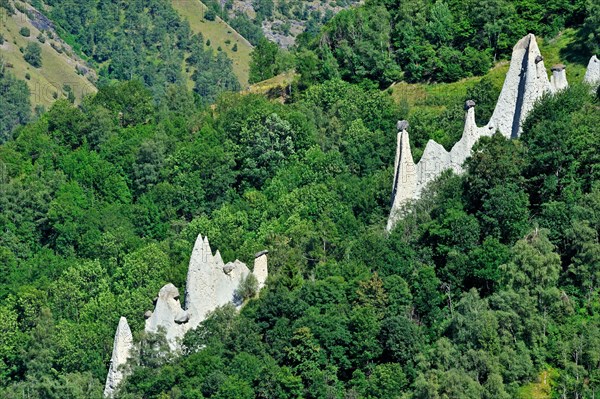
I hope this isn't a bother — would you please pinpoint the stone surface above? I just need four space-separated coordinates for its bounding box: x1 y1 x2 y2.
396 120 410 131
107 235 269 395
386 125 417 231
584 55 600 88
144 283 189 350
487 34 552 139
386 33 581 231
551 64 568 92
104 317 133 398
184 235 251 329
254 251 269 290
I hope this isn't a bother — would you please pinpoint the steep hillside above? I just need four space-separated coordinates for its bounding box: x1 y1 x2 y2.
0 1 96 108
387 28 590 160
171 0 253 88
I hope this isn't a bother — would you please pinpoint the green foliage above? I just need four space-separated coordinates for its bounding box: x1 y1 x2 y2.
0 52 599 399
298 0 591 85
0 64 31 143
205 8 217 21
19 27 30 37
24 42 42 68
249 38 281 84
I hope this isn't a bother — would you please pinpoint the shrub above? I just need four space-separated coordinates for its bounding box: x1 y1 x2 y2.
25 72 30 80
23 42 42 67
19 27 30 37
232 43 238 52
205 9 216 21
37 33 45 43
234 273 258 303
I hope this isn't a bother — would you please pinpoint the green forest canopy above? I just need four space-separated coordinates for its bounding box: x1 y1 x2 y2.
1 0 600 398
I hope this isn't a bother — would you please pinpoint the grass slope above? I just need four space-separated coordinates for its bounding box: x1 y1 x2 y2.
171 0 253 88
0 4 96 108
390 29 588 116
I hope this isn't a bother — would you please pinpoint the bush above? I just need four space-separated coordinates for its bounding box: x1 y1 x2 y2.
19 27 30 37
232 43 238 52
0 0 16 15
37 33 45 43
25 72 30 80
23 42 42 67
205 9 216 21
234 273 258 303
0 33 4 45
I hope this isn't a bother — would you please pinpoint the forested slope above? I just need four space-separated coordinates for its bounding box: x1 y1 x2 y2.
1 0 600 398
1 71 600 398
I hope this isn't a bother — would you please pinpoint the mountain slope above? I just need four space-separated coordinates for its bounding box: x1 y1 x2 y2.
171 0 253 88
0 2 96 107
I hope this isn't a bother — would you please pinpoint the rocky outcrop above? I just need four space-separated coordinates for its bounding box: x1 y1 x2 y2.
584 55 600 88
254 250 269 290
105 235 269 396
104 317 134 398
386 121 417 231
185 235 251 329
551 64 568 92
144 284 189 350
486 34 552 139
387 33 586 231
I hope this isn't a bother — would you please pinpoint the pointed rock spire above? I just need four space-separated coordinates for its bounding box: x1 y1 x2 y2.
104 317 133 398
144 283 188 351
550 64 568 92
584 55 600 88
254 250 269 290
387 121 417 231
487 33 552 138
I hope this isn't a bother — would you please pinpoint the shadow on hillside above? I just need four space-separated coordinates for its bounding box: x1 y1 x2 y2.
560 30 595 66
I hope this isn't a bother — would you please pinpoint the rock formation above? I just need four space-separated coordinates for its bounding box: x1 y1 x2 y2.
254 250 269 290
104 317 134 398
144 283 189 350
484 34 552 139
105 235 269 396
550 64 568 92
388 35 599 231
584 55 600 88
185 235 252 329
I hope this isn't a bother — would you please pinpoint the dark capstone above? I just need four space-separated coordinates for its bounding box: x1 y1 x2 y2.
175 312 190 324
397 120 409 131
464 100 476 110
254 250 269 258
551 64 566 72
223 264 235 274
535 55 544 64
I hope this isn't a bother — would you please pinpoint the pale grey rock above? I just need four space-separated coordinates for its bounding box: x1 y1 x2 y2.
386 33 583 232
253 251 269 290
174 310 190 324
550 64 568 92
487 34 552 139
144 283 188 350
185 235 251 329
584 55 600 88
386 126 417 231
107 235 269 393
104 317 133 398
